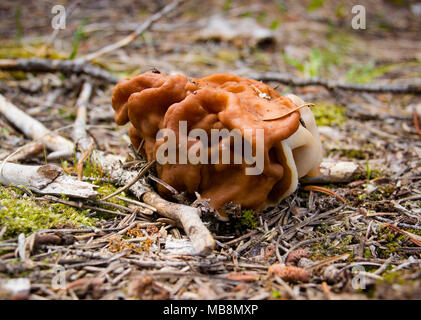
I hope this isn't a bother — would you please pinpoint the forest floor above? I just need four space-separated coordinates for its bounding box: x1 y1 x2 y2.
0 0 420 300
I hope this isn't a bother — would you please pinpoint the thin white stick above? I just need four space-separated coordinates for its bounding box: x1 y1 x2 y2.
0 94 74 160
72 82 93 151
72 82 94 180
81 0 184 61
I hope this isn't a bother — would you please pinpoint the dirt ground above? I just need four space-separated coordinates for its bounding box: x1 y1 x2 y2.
0 0 420 300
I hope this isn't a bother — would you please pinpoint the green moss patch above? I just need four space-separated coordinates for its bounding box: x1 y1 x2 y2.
0 186 97 239
239 209 258 229
312 103 346 126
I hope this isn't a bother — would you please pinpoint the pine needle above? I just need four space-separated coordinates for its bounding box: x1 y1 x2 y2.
303 185 346 204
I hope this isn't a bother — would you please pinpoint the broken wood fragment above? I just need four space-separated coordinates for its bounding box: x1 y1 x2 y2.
0 142 44 162
0 162 97 198
300 159 361 184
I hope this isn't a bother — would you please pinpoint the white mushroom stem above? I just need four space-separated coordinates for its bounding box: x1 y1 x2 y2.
0 94 74 160
91 150 215 256
274 94 324 202
0 162 97 198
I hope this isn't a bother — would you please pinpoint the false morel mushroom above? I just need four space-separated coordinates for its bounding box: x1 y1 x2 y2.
112 72 323 220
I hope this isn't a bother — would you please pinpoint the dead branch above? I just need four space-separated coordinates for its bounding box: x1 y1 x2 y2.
2 58 420 97
0 58 119 83
142 191 215 255
101 160 156 201
72 82 94 180
91 151 215 255
81 0 184 62
249 71 421 94
0 162 97 198
0 94 74 160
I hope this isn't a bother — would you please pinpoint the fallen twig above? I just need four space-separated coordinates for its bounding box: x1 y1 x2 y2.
143 191 215 255
249 71 421 94
81 0 184 61
303 185 346 204
1 142 44 162
280 205 346 241
115 195 157 212
2 58 420 98
72 82 94 180
0 58 119 83
0 94 74 160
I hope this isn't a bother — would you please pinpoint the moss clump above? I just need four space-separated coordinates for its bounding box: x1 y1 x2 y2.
95 183 128 207
341 149 366 160
363 249 372 259
0 186 97 239
238 210 258 229
381 270 407 285
310 227 359 259
373 225 409 258
82 157 104 179
0 42 66 60
0 70 27 81
357 183 396 202
312 103 346 126
271 290 282 300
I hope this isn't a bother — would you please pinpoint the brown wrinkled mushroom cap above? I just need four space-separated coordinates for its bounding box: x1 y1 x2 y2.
112 72 322 220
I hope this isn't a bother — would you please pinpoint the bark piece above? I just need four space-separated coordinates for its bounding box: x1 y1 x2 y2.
300 159 361 184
